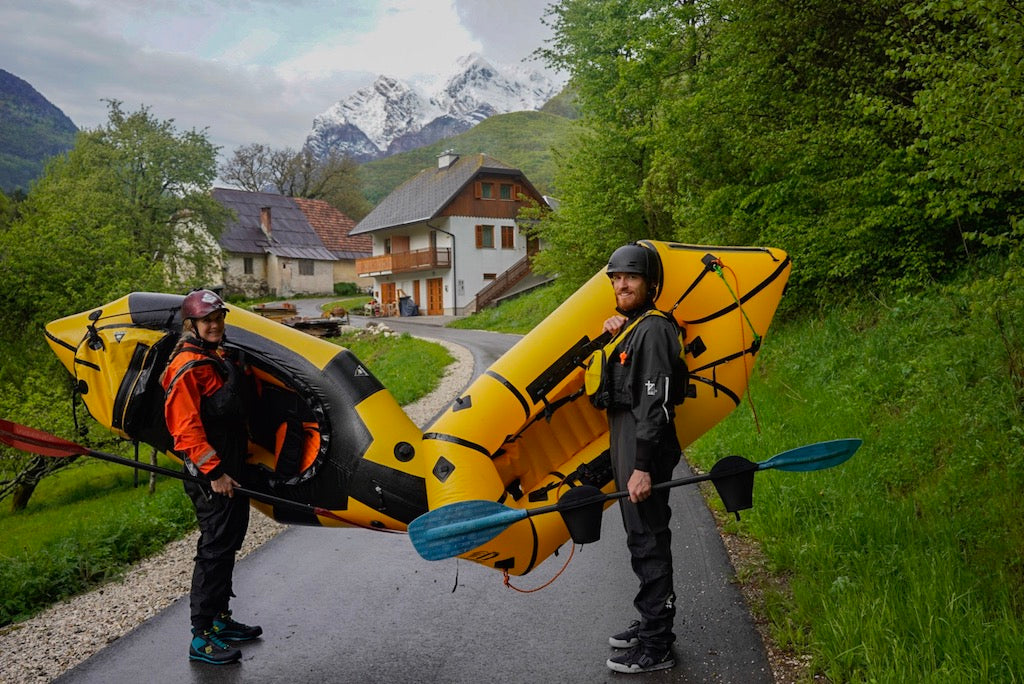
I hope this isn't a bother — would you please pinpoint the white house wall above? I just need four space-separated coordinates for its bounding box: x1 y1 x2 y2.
267 255 334 297
370 215 526 315
223 254 269 298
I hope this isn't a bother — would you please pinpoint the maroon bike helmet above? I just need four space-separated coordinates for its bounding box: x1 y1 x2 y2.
181 289 227 322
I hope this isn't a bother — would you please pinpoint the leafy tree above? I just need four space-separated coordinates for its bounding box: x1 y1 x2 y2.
1 100 226 327
534 0 713 284
895 0 1024 252
0 101 224 510
536 0 1024 307
220 144 371 220
0 190 12 228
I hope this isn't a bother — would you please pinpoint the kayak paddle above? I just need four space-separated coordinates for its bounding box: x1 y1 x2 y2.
0 418 352 524
408 438 862 561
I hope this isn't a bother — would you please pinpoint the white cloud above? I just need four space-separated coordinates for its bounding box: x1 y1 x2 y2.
0 0 556 156
277 0 481 82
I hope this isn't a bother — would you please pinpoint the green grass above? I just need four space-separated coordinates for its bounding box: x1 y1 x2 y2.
0 457 195 625
448 280 575 334
0 331 450 626
329 330 453 405
687 286 1024 682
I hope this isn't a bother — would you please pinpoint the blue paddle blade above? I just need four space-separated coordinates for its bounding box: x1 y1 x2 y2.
408 499 527 561
758 438 862 472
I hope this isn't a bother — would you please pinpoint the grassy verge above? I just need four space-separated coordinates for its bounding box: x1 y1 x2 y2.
329 330 453 406
448 281 575 334
0 331 449 627
687 285 1024 681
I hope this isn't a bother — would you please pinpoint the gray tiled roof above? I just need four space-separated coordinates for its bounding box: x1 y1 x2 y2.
212 187 336 261
351 153 530 235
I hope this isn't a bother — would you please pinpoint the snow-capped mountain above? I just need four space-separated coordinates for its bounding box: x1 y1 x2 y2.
306 54 560 162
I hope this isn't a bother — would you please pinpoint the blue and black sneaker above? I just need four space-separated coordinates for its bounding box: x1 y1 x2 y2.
189 627 241 665
212 611 263 642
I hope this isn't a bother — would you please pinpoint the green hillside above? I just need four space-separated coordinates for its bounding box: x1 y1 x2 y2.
0 70 77 194
357 110 576 205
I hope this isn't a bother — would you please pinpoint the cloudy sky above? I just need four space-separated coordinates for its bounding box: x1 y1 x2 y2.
2 0 560 156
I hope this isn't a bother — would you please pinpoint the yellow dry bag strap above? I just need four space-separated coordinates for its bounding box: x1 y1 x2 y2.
584 310 665 399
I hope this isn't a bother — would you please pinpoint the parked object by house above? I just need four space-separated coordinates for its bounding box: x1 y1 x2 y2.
212 188 371 298
350 152 550 316
251 301 297 321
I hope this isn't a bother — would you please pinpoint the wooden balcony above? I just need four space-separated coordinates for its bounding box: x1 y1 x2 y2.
355 247 451 276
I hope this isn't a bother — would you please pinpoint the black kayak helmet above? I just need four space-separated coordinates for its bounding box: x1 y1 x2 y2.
606 242 663 301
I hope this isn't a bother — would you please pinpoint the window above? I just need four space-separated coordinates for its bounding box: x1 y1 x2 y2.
475 224 495 248
500 184 513 200
243 257 253 275
480 182 494 199
299 259 314 276
501 225 515 249
483 273 497 280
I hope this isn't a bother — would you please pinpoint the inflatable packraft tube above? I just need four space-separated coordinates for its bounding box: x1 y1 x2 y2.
43 241 789 576
44 292 427 531
418 241 790 575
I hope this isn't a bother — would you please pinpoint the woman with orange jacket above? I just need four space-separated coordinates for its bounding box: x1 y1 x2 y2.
162 289 262 665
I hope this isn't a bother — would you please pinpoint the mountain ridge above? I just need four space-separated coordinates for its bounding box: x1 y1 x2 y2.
306 53 562 163
357 109 576 206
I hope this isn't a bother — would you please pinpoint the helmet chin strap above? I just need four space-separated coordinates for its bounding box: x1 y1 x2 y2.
186 323 221 349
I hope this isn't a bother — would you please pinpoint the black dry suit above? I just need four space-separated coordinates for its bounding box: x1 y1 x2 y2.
601 303 682 651
164 338 251 632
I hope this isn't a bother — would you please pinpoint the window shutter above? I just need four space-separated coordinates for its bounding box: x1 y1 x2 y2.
474 181 482 199
475 225 483 248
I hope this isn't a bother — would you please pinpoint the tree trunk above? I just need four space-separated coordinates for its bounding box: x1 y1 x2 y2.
9 457 52 512
149 446 158 494
10 479 39 512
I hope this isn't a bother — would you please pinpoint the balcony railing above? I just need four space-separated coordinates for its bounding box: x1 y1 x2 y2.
356 247 451 276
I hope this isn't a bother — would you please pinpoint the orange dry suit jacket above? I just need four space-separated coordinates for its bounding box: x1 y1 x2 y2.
161 338 248 482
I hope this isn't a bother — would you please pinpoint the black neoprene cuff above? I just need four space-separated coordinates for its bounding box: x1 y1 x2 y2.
635 439 658 472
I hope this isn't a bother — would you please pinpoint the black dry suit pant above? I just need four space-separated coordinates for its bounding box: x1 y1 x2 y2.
184 370 251 633
608 408 681 651
185 472 249 632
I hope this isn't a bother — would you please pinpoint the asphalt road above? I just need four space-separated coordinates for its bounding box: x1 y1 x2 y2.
54 308 771 683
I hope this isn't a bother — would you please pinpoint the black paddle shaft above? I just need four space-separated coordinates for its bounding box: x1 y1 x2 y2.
0 419 344 522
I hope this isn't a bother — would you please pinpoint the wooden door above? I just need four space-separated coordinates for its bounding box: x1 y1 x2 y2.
381 282 397 316
426 278 443 316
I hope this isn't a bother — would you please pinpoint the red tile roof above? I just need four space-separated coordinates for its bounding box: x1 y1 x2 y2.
292 197 372 255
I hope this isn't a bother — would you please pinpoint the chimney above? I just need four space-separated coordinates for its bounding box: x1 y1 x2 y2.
260 207 271 237
437 149 459 169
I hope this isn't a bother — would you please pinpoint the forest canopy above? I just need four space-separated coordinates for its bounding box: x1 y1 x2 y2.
533 0 1024 309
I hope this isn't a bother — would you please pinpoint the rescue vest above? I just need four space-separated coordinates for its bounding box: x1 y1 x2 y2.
585 309 693 409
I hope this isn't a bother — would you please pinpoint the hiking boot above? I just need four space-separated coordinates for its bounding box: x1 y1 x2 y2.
189 628 241 665
606 644 675 674
608 620 641 648
212 611 263 642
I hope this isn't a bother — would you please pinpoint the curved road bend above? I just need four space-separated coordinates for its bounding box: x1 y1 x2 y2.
55 309 771 684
